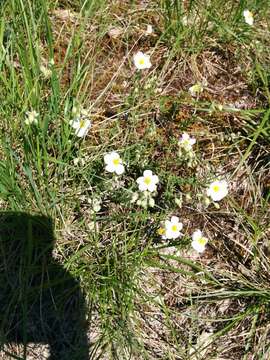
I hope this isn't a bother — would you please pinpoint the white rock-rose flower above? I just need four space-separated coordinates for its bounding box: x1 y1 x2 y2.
191 230 208 253
207 180 228 202
164 216 183 239
104 151 125 175
69 116 92 138
133 51 152 70
243 9 254 26
136 170 159 192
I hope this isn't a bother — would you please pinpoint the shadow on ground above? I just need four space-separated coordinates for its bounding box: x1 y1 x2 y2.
0 212 89 360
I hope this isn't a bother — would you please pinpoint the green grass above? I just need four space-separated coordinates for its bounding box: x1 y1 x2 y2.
0 0 270 358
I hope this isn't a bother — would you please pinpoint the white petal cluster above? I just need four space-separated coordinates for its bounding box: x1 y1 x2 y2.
69 110 92 138
136 170 159 192
191 230 208 253
207 180 228 202
243 9 254 26
104 151 125 175
164 216 183 239
133 51 152 70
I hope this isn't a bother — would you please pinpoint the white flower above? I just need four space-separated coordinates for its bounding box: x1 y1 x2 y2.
146 24 153 35
191 230 208 253
25 110 39 125
189 83 204 97
179 133 196 151
164 216 183 239
104 151 125 175
207 180 228 202
243 10 254 26
133 51 152 70
69 115 91 138
136 170 159 192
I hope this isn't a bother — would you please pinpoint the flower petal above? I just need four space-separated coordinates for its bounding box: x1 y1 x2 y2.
104 153 113 164
171 216 179 224
115 164 125 175
69 119 80 129
165 220 171 229
177 222 183 231
181 133 189 140
136 176 144 184
105 164 115 173
152 175 159 184
192 240 205 253
147 182 157 192
192 230 202 242
143 170 153 177
138 182 148 191
110 151 120 160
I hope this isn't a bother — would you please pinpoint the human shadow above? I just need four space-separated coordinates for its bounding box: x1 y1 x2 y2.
0 212 89 359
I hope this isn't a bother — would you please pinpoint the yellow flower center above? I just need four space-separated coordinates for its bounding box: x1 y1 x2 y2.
113 158 120 166
198 237 207 245
79 119 86 129
139 58 145 65
172 225 178 232
213 185 220 193
144 176 151 185
158 227 165 235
